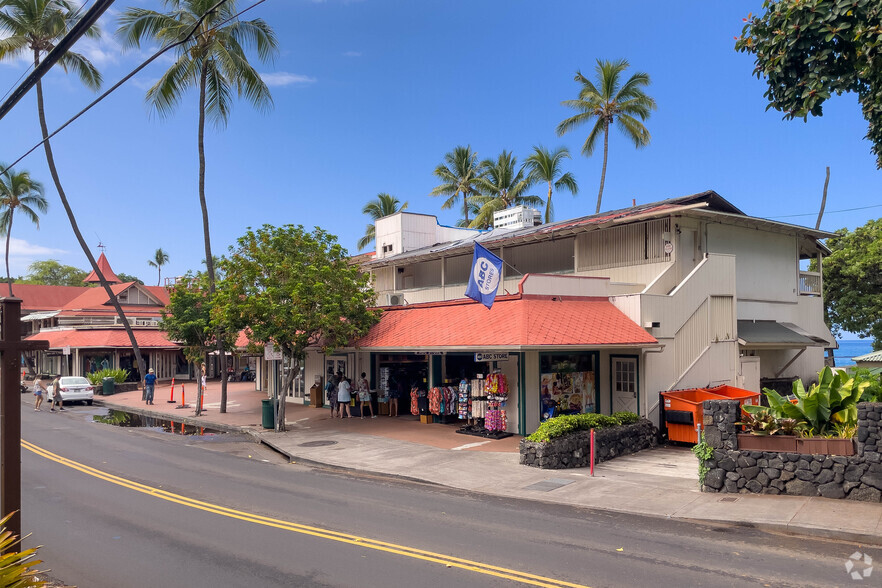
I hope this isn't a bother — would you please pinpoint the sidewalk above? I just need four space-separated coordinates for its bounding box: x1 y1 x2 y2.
94 379 882 545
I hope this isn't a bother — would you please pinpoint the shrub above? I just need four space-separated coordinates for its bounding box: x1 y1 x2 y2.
0 512 46 587
526 411 639 442
85 368 130 386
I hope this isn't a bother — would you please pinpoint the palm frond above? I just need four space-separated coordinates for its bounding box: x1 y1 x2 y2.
616 113 652 148
58 50 101 90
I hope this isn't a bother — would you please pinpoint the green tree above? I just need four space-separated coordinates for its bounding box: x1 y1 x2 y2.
0 0 148 382
357 193 408 251
119 0 279 412
215 225 380 431
19 260 87 286
117 272 144 285
736 1 882 168
430 145 482 227
556 59 656 214
524 145 578 223
0 165 46 296
470 151 543 229
147 247 170 286
818 219 882 350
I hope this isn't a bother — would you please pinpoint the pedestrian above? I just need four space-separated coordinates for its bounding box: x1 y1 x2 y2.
357 372 374 419
48 375 64 412
388 373 404 417
144 368 157 405
337 375 352 418
325 375 338 418
32 377 46 411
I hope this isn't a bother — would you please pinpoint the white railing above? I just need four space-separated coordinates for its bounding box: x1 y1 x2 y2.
799 271 821 296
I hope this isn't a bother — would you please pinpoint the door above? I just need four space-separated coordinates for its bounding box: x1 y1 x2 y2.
611 356 638 414
326 356 348 382
678 228 699 282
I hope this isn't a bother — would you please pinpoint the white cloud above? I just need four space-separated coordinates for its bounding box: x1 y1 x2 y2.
343 51 362 58
260 72 317 87
6 238 66 276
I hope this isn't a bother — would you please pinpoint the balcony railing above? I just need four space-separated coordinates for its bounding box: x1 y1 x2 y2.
799 271 822 296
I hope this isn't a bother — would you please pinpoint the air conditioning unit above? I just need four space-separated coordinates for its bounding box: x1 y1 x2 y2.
386 293 405 306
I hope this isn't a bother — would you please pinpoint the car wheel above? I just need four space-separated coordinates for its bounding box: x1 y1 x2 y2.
86 400 93 406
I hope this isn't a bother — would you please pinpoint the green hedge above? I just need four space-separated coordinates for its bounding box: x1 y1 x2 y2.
527 411 641 442
85 368 130 386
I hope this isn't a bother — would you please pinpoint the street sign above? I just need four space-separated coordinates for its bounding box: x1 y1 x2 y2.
62 346 71 356
475 352 509 362
264 344 282 361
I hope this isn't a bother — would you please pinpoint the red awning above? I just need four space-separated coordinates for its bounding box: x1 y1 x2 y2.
26 329 178 350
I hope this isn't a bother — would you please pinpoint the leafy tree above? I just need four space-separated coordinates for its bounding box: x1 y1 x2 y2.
0 0 147 382
357 193 408 251
556 59 656 214
470 151 543 229
819 219 882 350
430 146 482 227
215 225 380 431
0 165 46 296
148 247 170 285
736 0 882 168
524 146 578 223
117 272 144 285
19 260 87 286
118 0 279 412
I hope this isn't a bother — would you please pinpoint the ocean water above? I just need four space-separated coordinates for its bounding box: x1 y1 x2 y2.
834 339 876 367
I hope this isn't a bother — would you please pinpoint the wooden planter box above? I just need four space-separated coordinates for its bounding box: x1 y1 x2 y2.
825 438 855 456
795 437 828 454
736 434 797 452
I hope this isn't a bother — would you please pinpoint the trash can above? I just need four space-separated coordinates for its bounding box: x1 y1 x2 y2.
261 398 274 429
702 385 761 408
660 389 727 444
102 377 115 396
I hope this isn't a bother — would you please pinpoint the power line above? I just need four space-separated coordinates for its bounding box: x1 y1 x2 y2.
767 203 882 220
0 0 269 176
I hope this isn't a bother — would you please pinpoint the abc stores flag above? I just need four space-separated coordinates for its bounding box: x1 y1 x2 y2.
465 242 503 309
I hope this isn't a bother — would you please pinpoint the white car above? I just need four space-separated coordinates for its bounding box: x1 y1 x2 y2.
47 376 95 406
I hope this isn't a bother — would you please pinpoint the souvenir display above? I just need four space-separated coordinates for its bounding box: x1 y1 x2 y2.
540 370 595 421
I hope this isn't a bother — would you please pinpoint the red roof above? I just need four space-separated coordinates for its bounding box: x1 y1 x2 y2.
356 295 657 349
25 329 178 349
84 253 121 284
11 284 89 311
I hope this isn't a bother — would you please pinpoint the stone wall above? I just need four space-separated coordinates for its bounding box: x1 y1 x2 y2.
700 400 882 502
520 419 657 469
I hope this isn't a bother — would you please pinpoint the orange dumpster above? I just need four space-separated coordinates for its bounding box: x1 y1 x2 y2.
702 385 761 408
660 389 727 444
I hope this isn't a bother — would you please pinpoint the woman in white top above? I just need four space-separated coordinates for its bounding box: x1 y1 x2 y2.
357 372 374 419
337 377 352 418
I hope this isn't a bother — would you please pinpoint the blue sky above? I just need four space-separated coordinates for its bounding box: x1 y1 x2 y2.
1 1 879 317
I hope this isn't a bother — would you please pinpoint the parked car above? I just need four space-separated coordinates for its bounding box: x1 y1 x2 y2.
47 376 94 406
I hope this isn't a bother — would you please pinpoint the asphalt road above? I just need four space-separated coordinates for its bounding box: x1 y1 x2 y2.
17 402 881 588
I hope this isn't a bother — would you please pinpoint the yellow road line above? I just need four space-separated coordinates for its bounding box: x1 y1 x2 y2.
22 439 590 588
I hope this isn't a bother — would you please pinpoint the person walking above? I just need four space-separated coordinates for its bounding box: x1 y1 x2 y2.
32 377 46 411
338 376 352 418
357 372 374 419
325 375 339 418
144 368 157 405
388 373 404 417
48 375 64 412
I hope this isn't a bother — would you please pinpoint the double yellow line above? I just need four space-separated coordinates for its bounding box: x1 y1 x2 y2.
23 440 589 588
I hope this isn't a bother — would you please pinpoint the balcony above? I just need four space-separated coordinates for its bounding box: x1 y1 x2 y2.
798 271 822 296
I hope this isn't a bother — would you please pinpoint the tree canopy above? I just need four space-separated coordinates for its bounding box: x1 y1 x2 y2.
820 218 882 349
19 260 87 286
215 225 380 430
161 272 234 366
736 0 882 168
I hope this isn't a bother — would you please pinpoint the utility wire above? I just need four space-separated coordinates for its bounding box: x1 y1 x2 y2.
0 0 268 177
767 203 882 220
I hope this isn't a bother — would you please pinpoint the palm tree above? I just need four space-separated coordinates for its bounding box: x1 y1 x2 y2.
524 146 578 223
358 193 408 251
0 0 148 380
147 247 170 286
0 166 46 296
556 59 656 214
470 151 543 229
430 146 482 226
119 0 278 414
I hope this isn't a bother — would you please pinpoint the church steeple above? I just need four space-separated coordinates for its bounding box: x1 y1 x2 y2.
84 252 121 284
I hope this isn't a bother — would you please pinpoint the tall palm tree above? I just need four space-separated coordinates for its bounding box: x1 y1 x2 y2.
430 145 482 226
470 151 543 229
147 247 170 285
358 193 408 251
0 0 148 380
119 0 278 414
0 166 47 296
556 59 656 214
524 145 578 223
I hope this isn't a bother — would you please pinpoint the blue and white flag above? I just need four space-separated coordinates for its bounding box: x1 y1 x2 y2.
465 242 503 309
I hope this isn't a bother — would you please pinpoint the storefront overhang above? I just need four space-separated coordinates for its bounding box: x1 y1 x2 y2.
737 320 829 350
24 329 180 350
356 295 657 350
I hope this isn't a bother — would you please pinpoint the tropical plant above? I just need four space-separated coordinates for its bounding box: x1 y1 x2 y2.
357 193 408 251
851 368 882 402
430 145 482 227
470 151 543 229
524 146 578 223
0 512 46 587
118 0 279 413
86 368 130 385
556 59 656 214
736 408 780 436
526 411 638 442
147 248 170 286
0 0 148 381
691 434 714 486
0 165 46 296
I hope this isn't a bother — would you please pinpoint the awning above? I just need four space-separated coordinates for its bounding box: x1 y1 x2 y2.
737 320 828 349
25 329 179 350
356 295 658 351
22 310 60 321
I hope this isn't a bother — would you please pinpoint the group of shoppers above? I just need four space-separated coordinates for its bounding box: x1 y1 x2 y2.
325 372 381 419
31 376 64 412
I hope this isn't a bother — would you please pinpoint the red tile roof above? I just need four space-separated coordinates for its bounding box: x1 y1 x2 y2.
25 329 178 349
11 284 89 311
84 253 121 284
356 295 657 349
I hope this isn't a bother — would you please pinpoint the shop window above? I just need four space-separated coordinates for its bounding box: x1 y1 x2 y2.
539 352 597 420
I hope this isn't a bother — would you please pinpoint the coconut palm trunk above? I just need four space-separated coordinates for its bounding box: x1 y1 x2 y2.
4 209 13 296
597 120 609 214
33 51 146 381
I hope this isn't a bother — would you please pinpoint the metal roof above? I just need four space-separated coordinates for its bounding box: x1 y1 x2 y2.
737 320 826 349
854 350 882 363
22 310 60 321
